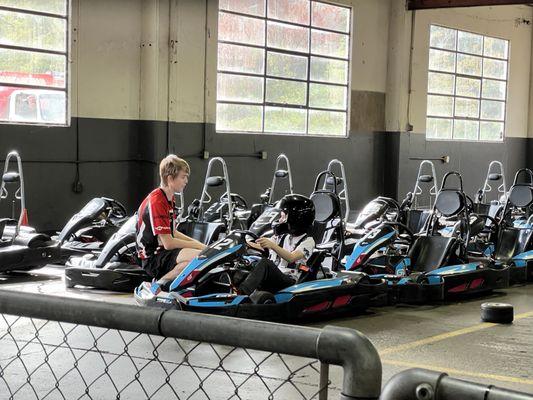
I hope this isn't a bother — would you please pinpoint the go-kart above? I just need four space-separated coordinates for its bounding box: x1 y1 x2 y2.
345 172 509 304
56 197 128 261
0 151 61 272
134 229 388 321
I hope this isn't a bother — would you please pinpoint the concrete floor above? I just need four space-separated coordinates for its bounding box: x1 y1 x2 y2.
0 265 532 397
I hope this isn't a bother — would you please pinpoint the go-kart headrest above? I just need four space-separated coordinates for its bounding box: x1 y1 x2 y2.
488 173 502 181
275 169 288 178
206 176 225 187
310 191 340 223
434 190 465 217
418 174 433 183
2 172 20 183
508 185 533 208
326 176 343 186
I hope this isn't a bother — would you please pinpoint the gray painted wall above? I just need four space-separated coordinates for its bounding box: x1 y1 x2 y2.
1 119 529 231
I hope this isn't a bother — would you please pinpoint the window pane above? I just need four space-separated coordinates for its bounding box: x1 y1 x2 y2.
0 87 65 124
310 57 347 84
426 118 452 139
266 78 306 105
312 2 350 33
454 120 478 140
484 37 508 59
457 31 482 55
219 12 265 46
430 25 456 50
429 49 455 73
428 72 454 95
482 79 506 100
218 43 264 74
455 98 479 118
309 83 346 110
0 49 65 88
455 77 480 98
0 0 66 15
265 106 306 133
427 95 453 117
483 58 507 80
217 73 263 103
457 54 482 76
267 21 309 52
311 29 348 59
0 11 66 52
268 0 309 25
480 121 504 141
481 100 505 120
219 0 265 17
216 103 262 131
308 110 346 136
267 52 307 80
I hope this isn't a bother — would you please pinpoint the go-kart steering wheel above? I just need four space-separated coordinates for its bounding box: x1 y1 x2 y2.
382 221 415 243
108 200 128 219
220 193 248 210
234 230 269 257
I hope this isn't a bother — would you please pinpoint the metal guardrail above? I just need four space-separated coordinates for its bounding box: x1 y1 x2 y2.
0 289 382 400
380 368 533 400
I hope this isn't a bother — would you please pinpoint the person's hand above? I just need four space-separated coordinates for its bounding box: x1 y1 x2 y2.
256 237 276 250
247 241 263 251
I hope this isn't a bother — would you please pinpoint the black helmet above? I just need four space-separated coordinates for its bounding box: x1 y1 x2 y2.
273 194 315 236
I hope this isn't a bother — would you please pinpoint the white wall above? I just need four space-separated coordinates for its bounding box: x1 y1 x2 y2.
409 5 533 138
71 0 142 120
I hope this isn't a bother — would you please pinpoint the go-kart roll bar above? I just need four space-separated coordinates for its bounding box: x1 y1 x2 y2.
324 159 350 223
268 153 294 204
440 171 464 191
314 170 339 194
411 160 438 210
199 157 234 230
0 151 26 240
477 160 506 204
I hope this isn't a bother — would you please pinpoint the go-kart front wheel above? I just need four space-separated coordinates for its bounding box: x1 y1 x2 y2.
250 291 276 304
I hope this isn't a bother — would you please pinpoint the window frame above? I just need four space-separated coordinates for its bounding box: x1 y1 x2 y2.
426 24 509 143
0 2 70 127
215 0 353 138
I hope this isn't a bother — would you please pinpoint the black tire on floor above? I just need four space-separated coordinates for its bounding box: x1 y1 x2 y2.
250 291 276 305
481 302 514 324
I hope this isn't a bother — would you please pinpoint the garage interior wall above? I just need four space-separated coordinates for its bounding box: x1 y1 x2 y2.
0 0 531 230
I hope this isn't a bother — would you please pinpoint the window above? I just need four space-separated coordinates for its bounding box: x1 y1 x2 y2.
0 1 69 126
216 0 351 137
426 25 508 141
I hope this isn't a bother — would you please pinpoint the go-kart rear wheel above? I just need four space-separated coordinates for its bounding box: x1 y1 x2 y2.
250 291 276 305
481 302 513 324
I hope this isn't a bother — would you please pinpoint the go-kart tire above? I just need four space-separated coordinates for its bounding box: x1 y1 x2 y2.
250 291 276 305
481 302 513 324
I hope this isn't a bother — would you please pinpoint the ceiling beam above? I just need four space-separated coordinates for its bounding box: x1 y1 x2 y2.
407 0 533 10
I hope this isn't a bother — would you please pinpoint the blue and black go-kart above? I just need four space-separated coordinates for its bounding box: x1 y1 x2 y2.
134 229 387 321
473 168 533 284
344 172 510 304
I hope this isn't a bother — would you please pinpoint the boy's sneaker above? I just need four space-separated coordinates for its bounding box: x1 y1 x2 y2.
138 280 162 296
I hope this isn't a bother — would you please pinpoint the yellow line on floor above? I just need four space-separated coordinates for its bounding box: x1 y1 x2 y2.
379 311 533 356
382 359 533 386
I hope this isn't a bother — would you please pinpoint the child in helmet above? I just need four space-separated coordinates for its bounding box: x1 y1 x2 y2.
238 194 316 295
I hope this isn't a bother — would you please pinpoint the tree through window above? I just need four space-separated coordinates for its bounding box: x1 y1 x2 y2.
426 25 508 141
216 0 351 137
0 0 69 126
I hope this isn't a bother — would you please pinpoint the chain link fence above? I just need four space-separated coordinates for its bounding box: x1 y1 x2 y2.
0 290 381 400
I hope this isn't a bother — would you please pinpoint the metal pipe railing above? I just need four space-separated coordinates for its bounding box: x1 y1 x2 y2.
0 289 382 400
380 368 533 400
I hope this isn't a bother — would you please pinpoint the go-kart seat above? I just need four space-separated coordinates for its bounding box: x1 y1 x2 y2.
507 184 533 209
178 221 225 245
434 189 466 218
310 190 342 244
409 236 458 273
